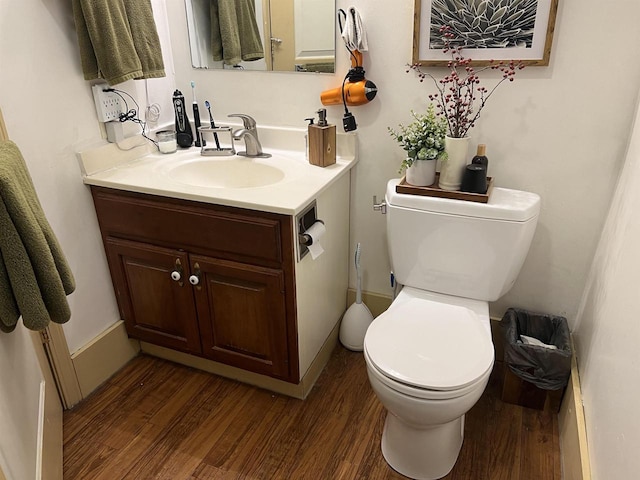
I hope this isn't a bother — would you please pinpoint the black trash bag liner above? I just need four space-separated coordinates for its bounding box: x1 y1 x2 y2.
501 308 571 390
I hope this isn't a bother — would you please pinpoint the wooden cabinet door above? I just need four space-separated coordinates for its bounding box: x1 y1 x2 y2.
105 237 202 354
191 255 292 380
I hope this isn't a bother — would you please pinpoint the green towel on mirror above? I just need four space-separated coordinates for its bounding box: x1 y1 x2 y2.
211 0 264 66
0 141 75 333
72 0 165 85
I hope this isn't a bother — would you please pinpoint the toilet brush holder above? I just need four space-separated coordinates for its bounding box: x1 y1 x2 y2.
340 243 374 351
340 301 373 351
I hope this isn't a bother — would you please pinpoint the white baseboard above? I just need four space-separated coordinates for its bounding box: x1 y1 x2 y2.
559 340 591 480
71 321 140 398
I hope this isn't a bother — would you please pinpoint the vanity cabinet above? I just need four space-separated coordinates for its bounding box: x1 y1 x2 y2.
91 186 299 383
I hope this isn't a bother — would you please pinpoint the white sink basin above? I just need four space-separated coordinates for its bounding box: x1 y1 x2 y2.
166 158 285 188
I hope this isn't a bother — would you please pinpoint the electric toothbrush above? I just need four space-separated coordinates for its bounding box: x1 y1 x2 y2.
190 81 204 147
172 90 193 148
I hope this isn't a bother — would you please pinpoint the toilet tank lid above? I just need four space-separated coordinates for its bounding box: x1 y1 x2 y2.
386 179 541 222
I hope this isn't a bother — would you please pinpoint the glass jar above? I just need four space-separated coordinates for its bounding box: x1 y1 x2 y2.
156 130 177 154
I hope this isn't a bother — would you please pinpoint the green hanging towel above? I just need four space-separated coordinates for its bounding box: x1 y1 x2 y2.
0 140 75 332
71 0 165 85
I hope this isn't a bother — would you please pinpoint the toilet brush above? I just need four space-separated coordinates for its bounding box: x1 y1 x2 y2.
340 243 374 351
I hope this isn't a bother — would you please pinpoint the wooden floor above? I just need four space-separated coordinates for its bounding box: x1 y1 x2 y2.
63 347 561 479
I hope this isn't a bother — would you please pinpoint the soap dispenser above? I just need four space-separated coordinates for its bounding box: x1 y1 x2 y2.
307 108 336 167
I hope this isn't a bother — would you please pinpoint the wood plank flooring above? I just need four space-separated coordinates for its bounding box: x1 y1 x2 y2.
63 347 561 479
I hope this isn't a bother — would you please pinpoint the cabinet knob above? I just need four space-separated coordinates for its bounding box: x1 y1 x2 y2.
171 259 184 286
189 262 202 288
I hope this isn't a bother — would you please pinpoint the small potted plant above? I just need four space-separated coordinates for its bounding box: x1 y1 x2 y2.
388 103 447 186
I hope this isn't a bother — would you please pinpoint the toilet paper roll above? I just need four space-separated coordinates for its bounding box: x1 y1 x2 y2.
304 221 326 260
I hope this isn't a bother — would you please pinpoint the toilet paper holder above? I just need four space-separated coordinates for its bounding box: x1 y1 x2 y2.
298 220 324 245
296 201 323 261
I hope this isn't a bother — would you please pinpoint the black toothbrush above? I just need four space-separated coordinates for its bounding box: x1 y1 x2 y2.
205 100 221 150
191 81 204 147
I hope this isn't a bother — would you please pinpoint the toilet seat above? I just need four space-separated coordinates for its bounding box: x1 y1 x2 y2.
365 348 493 401
364 293 494 398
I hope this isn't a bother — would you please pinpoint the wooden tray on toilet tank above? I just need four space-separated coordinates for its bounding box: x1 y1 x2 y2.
396 173 494 203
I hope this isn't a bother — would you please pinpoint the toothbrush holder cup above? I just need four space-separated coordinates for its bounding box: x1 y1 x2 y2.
198 126 235 156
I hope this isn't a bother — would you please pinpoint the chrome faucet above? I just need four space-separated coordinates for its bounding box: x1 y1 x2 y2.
228 114 270 158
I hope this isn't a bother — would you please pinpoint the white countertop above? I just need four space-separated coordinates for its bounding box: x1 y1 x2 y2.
80 127 358 215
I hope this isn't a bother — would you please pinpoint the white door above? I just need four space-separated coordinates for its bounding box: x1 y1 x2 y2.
32 331 64 480
0 328 62 480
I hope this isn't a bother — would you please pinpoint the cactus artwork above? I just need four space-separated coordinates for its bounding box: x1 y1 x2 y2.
429 0 538 49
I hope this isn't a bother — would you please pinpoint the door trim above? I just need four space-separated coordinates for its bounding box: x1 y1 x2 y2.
40 324 83 409
261 0 273 70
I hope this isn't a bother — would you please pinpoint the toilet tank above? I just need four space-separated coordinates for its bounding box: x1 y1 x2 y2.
385 179 540 302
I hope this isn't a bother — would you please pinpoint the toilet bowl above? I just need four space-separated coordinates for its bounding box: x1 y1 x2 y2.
364 179 540 479
364 287 494 480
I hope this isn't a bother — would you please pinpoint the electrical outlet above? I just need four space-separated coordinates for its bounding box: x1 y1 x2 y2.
92 83 123 122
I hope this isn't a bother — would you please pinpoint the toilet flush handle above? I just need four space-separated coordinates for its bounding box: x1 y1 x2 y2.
373 195 387 214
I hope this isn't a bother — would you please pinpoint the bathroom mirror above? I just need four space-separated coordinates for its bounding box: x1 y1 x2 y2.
185 0 336 73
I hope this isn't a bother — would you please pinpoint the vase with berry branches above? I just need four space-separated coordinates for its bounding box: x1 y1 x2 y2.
409 25 524 190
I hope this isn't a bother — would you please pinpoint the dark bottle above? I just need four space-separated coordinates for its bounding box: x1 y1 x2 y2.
471 144 489 171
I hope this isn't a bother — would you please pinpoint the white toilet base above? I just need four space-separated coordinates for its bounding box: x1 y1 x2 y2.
381 412 464 480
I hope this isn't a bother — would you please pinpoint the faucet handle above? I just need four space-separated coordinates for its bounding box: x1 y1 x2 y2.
228 114 257 130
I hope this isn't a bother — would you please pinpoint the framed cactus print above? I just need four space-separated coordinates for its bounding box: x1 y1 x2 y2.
413 0 559 66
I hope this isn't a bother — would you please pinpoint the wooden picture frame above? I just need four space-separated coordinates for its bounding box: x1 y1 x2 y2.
412 0 559 66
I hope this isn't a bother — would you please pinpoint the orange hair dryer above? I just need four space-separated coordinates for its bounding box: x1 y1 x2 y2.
321 52 377 106
321 50 377 131
320 77 378 106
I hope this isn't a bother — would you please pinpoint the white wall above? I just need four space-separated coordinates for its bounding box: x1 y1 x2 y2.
0 0 175 353
573 94 640 478
167 0 640 325
0 0 121 352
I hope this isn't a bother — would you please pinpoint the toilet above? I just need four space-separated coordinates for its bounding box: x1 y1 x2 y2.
364 179 540 480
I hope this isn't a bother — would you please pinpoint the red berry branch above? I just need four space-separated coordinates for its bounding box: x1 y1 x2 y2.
409 26 525 139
